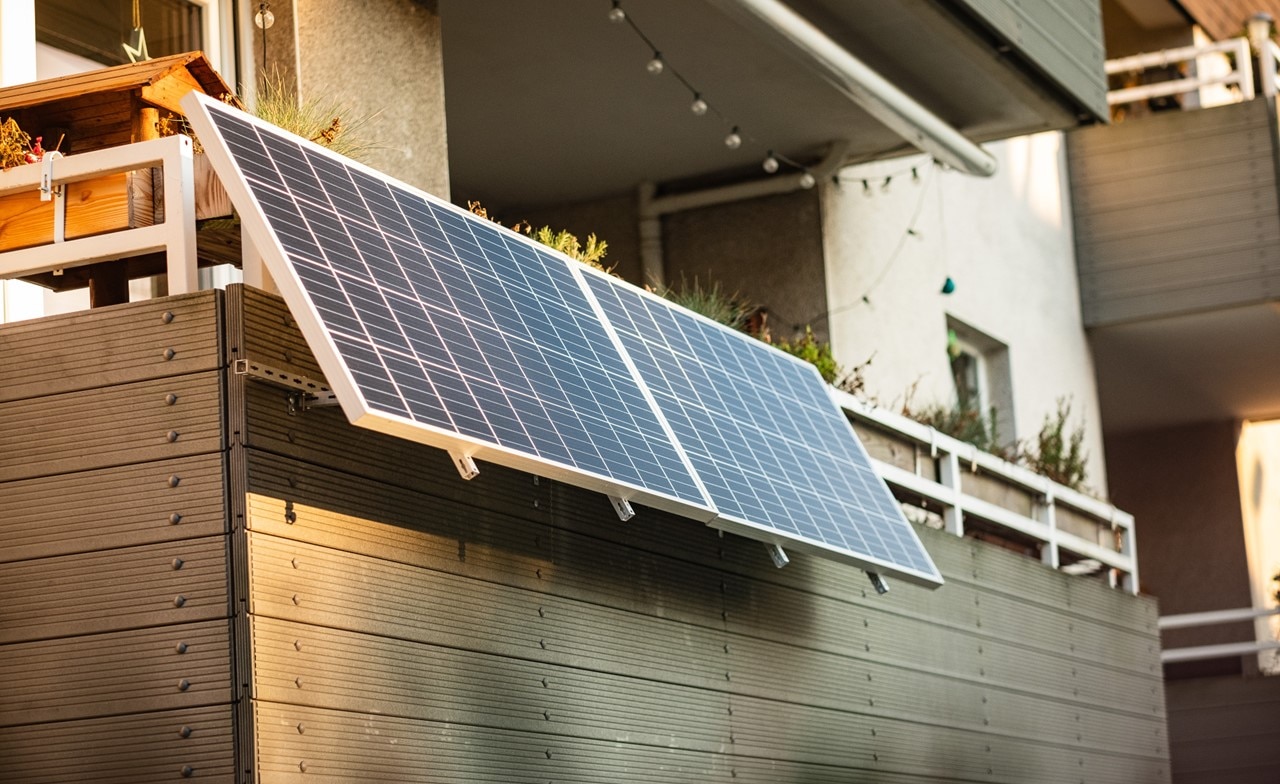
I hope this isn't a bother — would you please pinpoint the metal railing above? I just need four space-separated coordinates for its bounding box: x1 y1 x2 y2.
1106 37 1254 107
1159 606 1280 664
831 389 1138 593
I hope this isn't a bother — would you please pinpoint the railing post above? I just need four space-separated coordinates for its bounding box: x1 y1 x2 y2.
938 447 964 537
162 135 197 295
1237 38 1256 101
1265 41 1280 98
1039 490 1060 569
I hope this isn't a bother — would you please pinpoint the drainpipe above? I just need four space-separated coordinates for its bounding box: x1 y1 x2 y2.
638 140 852 287
707 0 997 178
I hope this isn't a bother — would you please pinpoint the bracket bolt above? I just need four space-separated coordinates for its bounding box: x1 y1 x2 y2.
167 430 180 443
165 393 178 405
173 595 186 607
181 765 194 777
162 311 175 324
176 642 188 654
178 679 190 691
169 513 183 525
179 726 192 738
163 348 176 361
168 475 181 488
172 558 184 570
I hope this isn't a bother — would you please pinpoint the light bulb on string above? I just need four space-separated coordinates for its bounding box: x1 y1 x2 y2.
254 2 274 28
646 52 664 75
724 126 742 149
762 152 779 174
608 1 626 23
690 94 708 116
799 171 816 189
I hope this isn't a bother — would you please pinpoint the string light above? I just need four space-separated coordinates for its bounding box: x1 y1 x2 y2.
604 0 816 180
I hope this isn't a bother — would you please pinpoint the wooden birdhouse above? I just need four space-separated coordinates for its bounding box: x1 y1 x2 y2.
0 52 233 304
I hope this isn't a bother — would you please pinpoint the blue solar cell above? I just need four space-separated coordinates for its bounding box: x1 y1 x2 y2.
191 99 711 516
582 270 942 586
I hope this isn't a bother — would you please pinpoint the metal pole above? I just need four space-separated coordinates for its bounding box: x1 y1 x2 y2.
707 0 997 177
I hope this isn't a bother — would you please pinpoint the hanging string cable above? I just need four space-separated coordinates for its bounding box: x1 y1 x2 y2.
132 0 141 30
803 163 937 329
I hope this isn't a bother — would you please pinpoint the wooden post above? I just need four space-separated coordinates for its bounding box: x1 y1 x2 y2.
87 106 160 308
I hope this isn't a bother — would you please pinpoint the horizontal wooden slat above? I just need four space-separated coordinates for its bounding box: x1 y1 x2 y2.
252 616 732 752
0 453 226 562
0 705 235 783
0 370 223 481
0 289 221 403
247 531 729 689
0 536 229 643
254 701 728 784
0 619 232 726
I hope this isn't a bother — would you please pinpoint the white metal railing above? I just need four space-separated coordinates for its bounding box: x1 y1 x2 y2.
1106 37 1254 107
0 135 197 293
1159 606 1280 664
1261 39 1280 97
831 389 1139 593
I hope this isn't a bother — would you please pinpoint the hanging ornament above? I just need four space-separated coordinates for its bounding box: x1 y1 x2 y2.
940 276 956 295
690 95 708 116
798 171 816 189
724 127 742 149
608 0 626 23
646 52 665 75
762 152 780 174
122 0 150 62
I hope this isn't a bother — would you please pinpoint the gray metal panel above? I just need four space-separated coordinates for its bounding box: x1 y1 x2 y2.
0 370 224 482
0 619 232 726
0 536 230 644
0 453 227 563
957 0 1107 120
1069 99 1280 326
0 705 236 783
231 284 325 379
0 290 222 404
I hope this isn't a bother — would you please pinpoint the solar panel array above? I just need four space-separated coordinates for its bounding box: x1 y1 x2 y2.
584 273 941 583
191 98 711 517
185 93 941 587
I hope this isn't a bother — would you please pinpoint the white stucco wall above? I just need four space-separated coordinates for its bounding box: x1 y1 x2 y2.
822 132 1108 495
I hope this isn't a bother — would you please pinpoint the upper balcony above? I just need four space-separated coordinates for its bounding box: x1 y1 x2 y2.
1067 37 1280 431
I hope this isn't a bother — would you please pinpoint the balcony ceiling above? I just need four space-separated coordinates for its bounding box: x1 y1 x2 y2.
1091 304 1280 433
440 0 1092 209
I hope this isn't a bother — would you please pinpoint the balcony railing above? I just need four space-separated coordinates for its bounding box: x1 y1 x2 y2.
1159 606 1280 665
832 389 1138 593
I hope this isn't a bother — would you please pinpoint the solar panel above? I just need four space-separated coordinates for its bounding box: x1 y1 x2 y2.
581 269 943 587
182 94 715 521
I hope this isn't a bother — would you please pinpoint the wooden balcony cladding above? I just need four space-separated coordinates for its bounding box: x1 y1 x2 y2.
0 705 236 784
1068 99 1280 327
0 289 235 781
223 283 1167 783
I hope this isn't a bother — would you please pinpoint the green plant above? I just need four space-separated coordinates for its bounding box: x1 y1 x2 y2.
465 201 614 274
910 400 1009 459
650 275 753 331
160 70 380 163
1022 397 1088 490
773 327 842 384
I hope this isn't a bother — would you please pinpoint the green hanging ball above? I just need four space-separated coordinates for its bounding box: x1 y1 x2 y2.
940 276 956 295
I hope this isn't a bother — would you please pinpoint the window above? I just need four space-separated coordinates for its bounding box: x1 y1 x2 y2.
946 316 1014 445
36 0 204 68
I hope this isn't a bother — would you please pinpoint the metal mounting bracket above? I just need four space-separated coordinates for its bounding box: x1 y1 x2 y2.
39 151 63 202
867 572 890 595
449 451 480 481
765 543 789 568
608 495 635 522
234 359 338 414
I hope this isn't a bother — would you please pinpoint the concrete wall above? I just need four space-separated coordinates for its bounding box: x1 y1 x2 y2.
1106 420 1256 674
664 189 828 343
288 0 450 198
822 133 1108 493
